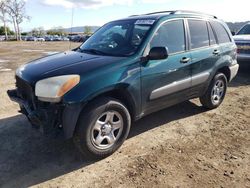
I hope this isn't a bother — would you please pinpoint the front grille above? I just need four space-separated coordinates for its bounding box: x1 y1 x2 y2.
236 42 250 54
15 76 36 110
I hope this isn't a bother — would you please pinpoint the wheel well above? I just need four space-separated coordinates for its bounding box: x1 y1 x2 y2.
88 89 136 121
217 66 230 82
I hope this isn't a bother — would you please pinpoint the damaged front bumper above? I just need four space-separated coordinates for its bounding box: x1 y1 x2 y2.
7 89 63 136
7 89 83 139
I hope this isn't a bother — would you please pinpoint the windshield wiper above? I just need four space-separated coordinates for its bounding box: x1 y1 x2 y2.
79 48 130 57
80 49 110 56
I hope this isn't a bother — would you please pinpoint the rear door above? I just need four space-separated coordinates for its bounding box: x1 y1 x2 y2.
141 19 192 115
187 19 221 93
210 20 236 60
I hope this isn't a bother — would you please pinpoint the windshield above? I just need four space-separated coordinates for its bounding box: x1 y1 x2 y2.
237 24 250 35
79 20 153 57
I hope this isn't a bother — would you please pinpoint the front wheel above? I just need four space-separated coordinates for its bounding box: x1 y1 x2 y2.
200 73 228 109
74 97 131 159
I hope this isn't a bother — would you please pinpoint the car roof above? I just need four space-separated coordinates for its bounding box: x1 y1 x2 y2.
116 10 218 22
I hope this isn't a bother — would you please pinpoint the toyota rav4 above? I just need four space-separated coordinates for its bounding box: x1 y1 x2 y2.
8 10 239 158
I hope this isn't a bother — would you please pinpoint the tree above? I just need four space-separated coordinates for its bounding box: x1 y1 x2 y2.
47 26 65 36
84 26 92 35
6 0 30 40
0 25 14 35
31 27 38 36
0 1 9 40
37 26 45 37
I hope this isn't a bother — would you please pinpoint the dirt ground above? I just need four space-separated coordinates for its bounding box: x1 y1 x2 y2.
0 42 249 188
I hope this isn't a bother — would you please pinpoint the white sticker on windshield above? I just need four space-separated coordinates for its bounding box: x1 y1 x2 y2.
135 20 155 25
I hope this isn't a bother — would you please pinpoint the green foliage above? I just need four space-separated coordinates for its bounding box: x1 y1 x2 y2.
84 26 92 35
21 32 28 36
0 26 14 35
47 26 65 36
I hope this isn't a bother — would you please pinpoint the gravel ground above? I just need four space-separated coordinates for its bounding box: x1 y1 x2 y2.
0 42 249 188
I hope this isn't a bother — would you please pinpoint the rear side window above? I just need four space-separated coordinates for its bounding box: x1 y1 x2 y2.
210 21 231 44
207 23 217 45
150 20 185 54
188 20 209 49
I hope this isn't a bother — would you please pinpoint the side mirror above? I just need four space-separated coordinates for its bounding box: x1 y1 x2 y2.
148 47 169 60
231 31 235 36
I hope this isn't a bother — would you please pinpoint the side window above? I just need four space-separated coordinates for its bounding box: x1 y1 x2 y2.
188 20 209 49
150 20 185 54
210 21 231 44
207 22 217 45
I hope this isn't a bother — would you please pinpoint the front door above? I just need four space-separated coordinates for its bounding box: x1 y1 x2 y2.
141 19 192 115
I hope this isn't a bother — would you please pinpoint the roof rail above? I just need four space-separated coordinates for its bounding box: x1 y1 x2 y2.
145 11 175 15
132 10 217 19
172 10 217 19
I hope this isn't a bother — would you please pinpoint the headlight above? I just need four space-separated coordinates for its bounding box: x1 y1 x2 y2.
35 75 80 102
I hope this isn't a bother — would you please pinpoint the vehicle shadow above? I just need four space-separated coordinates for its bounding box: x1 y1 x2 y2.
0 101 206 188
229 62 250 87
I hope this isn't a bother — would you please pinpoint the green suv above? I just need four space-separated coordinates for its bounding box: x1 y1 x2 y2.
8 10 239 158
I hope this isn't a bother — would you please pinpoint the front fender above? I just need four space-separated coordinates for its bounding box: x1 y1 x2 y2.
62 103 84 139
62 59 141 105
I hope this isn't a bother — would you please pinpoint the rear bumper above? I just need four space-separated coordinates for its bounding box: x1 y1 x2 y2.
229 63 239 82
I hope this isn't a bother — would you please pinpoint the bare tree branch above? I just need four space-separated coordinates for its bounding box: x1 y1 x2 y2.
0 0 9 40
5 0 30 40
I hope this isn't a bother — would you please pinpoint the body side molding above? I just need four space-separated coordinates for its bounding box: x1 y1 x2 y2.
150 72 210 100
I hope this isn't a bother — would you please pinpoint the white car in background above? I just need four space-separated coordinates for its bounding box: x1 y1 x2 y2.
233 22 250 61
36 37 45 42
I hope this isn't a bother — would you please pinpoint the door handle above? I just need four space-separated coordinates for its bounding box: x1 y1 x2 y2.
180 57 191 63
213 49 220 55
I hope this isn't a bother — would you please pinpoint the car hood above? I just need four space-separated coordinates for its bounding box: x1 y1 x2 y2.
16 51 126 84
233 34 250 41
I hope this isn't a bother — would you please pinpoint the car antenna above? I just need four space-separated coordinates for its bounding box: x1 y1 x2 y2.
69 6 74 50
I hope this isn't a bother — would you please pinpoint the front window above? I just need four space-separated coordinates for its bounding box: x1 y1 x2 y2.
79 20 153 57
237 24 250 35
149 20 185 54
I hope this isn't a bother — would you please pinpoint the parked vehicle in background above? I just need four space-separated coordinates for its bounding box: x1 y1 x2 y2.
0 36 5 41
70 35 81 42
36 37 45 42
8 10 238 159
21 36 28 41
45 36 53 41
53 36 62 41
26 36 37 41
61 37 70 41
70 35 90 43
233 22 250 62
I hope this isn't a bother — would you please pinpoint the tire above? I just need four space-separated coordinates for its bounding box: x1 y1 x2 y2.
200 72 227 109
74 97 131 159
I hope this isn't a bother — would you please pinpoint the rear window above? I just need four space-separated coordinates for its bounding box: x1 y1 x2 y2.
188 20 209 49
210 21 231 44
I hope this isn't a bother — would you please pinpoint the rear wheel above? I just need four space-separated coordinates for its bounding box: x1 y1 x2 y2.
200 73 227 109
74 97 131 159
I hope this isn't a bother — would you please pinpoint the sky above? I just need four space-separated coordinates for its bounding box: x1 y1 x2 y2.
16 0 250 32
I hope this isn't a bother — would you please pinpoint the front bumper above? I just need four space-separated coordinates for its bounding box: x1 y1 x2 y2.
7 88 83 139
7 89 63 137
